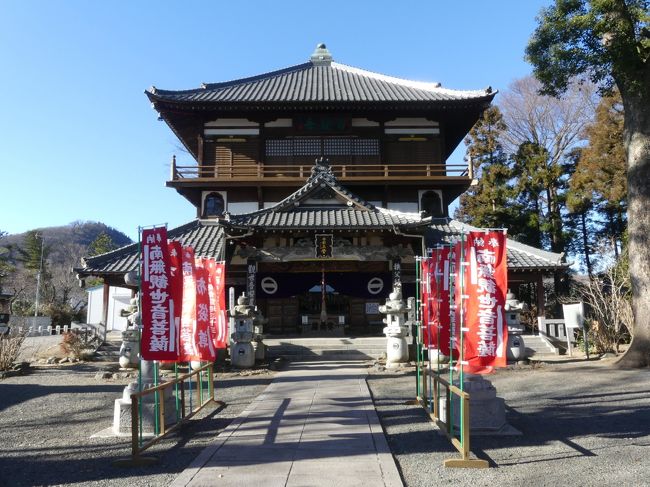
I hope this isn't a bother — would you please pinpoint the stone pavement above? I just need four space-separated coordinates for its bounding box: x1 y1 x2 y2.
170 361 403 487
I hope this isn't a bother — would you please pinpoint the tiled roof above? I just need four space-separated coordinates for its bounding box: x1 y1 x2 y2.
146 46 494 106
78 168 565 278
77 221 225 277
223 163 423 230
425 219 567 271
226 208 421 230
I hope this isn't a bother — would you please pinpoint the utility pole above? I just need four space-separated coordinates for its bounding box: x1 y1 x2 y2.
34 234 44 318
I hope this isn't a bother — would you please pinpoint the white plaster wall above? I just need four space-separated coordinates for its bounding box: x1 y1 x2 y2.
387 202 419 213
228 202 259 214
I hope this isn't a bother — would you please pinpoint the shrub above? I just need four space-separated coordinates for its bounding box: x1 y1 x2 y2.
576 265 632 354
61 329 95 360
0 328 26 372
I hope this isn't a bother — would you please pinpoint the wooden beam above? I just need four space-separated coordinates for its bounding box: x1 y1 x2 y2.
536 273 545 318
197 134 204 165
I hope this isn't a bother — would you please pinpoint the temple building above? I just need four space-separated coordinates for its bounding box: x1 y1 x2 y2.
76 44 566 336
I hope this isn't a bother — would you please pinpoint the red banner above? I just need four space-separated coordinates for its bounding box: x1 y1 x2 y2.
420 256 432 346
452 240 466 359
431 246 453 357
205 259 228 349
463 231 508 373
140 227 178 361
194 260 216 361
179 246 198 362
166 241 183 359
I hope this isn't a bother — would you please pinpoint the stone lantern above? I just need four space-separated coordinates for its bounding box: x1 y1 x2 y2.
379 288 410 367
229 293 256 368
505 290 527 361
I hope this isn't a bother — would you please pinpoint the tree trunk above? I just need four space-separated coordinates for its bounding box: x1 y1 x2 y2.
581 211 592 277
617 91 650 368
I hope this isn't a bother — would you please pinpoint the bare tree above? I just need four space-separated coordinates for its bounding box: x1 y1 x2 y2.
500 76 597 163
497 76 598 260
577 266 633 354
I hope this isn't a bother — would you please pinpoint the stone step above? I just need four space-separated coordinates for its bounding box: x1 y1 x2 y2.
95 340 122 358
264 337 388 361
520 334 561 356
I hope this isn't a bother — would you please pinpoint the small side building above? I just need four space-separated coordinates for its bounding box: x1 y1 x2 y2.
85 285 131 332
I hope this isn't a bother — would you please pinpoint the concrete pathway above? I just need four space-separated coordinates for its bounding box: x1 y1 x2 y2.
171 361 403 487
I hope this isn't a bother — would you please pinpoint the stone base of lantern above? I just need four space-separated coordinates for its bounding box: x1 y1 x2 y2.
231 341 255 368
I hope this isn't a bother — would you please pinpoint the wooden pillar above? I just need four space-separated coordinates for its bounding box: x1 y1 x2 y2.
101 281 110 342
197 134 204 176
536 273 545 335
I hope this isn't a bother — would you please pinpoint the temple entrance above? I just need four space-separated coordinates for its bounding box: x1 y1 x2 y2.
259 290 385 337
255 261 391 337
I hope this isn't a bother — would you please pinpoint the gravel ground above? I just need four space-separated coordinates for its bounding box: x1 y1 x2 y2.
367 358 650 487
0 361 274 487
1 353 649 487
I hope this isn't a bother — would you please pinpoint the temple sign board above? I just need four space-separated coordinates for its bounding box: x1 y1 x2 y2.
315 234 333 258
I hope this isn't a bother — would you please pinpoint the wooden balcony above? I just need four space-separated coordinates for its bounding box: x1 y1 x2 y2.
169 161 473 183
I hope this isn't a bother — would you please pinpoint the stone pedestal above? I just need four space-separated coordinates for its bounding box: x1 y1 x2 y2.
452 375 505 431
231 342 255 368
438 374 519 435
428 348 450 366
113 361 177 435
112 382 178 435
507 334 526 361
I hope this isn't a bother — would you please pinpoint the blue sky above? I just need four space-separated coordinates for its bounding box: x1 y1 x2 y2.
0 1 551 241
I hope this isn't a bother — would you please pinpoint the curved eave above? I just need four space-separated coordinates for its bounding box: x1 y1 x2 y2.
508 264 571 272
147 94 496 113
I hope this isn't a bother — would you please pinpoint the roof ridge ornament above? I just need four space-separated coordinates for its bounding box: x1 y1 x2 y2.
311 157 333 177
310 43 332 66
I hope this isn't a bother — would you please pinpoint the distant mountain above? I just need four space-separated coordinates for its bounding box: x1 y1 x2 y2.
1 221 132 266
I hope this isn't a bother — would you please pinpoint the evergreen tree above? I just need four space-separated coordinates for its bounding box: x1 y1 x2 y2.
457 106 518 229
17 231 49 274
569 91 627 258
88 231 119 256
0 231 13 291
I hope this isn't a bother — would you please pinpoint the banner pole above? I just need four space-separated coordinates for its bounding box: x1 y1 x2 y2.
448 242 456 439
459 233 466 449
415 257 421 399
137 226 144 447
153 361 160 435
199 361 204 405
433 247 438 411
174 362 180 422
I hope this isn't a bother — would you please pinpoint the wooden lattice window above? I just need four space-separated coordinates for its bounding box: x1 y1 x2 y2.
265 137 380 158
352 138 380 155
294 137 321 155
266 139 292 156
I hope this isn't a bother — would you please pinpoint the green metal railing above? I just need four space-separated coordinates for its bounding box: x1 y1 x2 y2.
415 244 489 469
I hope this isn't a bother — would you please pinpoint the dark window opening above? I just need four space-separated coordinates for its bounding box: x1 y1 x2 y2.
421 190 444 217
203 192 225 218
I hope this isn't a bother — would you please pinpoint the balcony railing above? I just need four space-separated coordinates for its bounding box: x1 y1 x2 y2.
170 161 473 182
